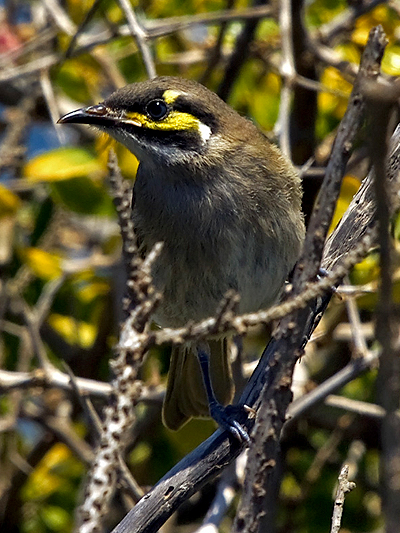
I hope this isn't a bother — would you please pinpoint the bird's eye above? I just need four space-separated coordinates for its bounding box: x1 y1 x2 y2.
146 99 168 120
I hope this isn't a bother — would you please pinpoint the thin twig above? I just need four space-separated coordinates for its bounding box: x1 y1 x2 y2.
199 0 234 85
40 69 66 144
343 277 369 356
275 0 295 157
325 395 388 419
21 403 94 465
330 465 356 533
297 25 387 289
74 154 162 531
0 368 113 397
42 0 76 35
0 54 58 83
287 348 379 423
194 453 246 533
70 6 273 56
118 0 156 79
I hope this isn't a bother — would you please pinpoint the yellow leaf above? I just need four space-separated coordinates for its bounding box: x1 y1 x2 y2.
329 175 360 233
66 0 98 25
24 147 105 182
319 66 353 119
76 279 109 303
23 248 62 279
382 45 400 76
129 442 152 466
48 313 97 348
0 184 21 214
353 4 395 47
280 473 302 499
352 19 373 47
351 253 380 286
96 137 139 180
118 146 140 179
22 444 72 500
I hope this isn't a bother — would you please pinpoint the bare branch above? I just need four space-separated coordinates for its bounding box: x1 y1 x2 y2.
74 154 162 532
325 395 388 419
0 54 58 83
230 26 387 533
0 368 113 397
364 74 400 531
117 0 156 79
275 0 295 157
297 25 387 288
330 465 356 533
287 348 379 423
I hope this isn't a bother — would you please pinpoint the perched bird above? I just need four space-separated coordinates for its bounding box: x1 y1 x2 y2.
58 76 305 440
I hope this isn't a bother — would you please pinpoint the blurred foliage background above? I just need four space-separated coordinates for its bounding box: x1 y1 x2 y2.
0 0 400 532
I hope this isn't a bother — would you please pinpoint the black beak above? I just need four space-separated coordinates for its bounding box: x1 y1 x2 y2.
57 104 116 126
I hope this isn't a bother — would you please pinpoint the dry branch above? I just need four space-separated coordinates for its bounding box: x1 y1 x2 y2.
232 25 387 533
330 465 356 533
365 76 400 531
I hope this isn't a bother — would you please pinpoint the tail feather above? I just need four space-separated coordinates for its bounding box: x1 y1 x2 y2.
162 339 234 431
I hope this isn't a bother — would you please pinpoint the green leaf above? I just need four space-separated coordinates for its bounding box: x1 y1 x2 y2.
40 505 71 532
50 176 113 215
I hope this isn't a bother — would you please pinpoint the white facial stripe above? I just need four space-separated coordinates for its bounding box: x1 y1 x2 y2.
198 122 212 143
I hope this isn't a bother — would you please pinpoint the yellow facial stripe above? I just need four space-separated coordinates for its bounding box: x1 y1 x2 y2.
125 110 201 133
162 90 183 104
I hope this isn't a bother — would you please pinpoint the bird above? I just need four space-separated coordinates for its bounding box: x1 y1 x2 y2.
58 76 305 441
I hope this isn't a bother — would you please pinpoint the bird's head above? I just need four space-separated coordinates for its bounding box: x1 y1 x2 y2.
58 77 241 166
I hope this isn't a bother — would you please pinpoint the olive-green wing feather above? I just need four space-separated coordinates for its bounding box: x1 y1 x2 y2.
162 339 234 430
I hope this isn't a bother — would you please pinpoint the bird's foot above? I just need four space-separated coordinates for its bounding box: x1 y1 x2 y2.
196 344 253 443
209 402 253 443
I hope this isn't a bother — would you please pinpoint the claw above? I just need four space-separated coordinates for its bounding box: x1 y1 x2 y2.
244 404 256 419
209 402 250 443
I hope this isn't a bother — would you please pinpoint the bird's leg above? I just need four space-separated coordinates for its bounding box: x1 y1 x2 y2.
196 342 250 443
